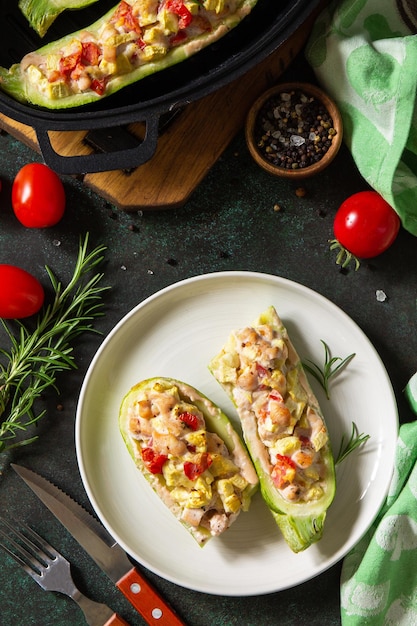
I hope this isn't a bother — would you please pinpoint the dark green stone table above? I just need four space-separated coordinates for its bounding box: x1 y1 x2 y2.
1 52 416 626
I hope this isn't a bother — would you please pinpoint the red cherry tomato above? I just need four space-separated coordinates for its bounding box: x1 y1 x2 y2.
333 191 400 259
0 265 45 319
12 163 65 228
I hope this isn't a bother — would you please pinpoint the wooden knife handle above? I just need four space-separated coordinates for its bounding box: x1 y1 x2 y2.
116 567 185 625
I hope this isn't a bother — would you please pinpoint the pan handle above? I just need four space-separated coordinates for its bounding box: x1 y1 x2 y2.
34 114 160 175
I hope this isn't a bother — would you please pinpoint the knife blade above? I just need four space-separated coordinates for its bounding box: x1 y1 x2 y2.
11 464 185 626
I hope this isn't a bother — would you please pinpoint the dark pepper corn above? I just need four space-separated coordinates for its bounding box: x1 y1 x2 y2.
254 90 337 170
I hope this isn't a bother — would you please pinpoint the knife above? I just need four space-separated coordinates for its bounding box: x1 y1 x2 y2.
11 464 185 626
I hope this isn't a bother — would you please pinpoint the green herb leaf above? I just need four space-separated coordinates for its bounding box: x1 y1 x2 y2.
0 234 109 453
303 340 356 399
335 422 370 465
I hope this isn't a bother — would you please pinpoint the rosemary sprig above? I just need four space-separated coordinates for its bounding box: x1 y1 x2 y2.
0 234 109 452
335 422 370 465
303 342 369 462
303 340 356 399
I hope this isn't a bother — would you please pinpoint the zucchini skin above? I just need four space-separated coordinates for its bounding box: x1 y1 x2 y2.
209 306 336 552
19 0 100 38
1 0 258 109
119 377 258 546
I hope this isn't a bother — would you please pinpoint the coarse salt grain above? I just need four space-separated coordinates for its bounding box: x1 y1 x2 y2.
290 135 305 147
376 290 387 302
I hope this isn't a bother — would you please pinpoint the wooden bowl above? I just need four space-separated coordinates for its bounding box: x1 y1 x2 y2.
245 82 343 179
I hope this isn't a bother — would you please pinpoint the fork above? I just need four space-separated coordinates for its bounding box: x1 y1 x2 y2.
0 517 130 626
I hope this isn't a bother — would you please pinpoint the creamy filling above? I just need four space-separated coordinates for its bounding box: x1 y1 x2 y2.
213 323 329 504
127 381 250 535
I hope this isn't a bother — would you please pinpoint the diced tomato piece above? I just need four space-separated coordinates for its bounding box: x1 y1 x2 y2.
112 0 141 34
184 453 212 480
81 42 101 66
90 78 106 96
141 447 168 474
123 11 142 34
59 52 81 78
256 362 268 378
271 454 296 489
112 0 131 21
136 38 147 50
165 0 193 29
179 412 200 431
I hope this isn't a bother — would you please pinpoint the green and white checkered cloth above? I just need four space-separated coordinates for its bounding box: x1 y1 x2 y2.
305 0 417 236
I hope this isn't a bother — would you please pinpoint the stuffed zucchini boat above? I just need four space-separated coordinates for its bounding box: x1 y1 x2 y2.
119 377 258 546
19 0 100 38
209 306 336 552
1 0 258 109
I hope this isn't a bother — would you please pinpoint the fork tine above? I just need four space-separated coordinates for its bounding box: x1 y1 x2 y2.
0 517 131 625
19 519 59 559
0 517 50 578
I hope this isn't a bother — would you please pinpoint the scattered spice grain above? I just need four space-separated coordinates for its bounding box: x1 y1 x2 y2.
295 187 307 197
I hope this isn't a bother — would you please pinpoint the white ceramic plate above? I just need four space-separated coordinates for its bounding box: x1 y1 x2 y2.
75 271 398 596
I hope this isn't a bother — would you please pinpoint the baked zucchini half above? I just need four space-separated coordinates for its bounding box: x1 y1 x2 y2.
209 306 336 552
119 377 259 546
1 0 258 109
19 0 100 38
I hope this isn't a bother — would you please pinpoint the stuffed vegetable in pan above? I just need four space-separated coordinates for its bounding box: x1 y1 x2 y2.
0 0 258 109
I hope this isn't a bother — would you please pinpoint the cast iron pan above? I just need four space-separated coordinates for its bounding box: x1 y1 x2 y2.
0 0 320 173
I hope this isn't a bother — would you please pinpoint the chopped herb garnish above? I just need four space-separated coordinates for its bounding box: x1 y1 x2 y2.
335 422 370 465
303 340 355 399
0 234 108 453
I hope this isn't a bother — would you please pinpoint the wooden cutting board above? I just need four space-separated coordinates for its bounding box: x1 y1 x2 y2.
0 12 319 211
